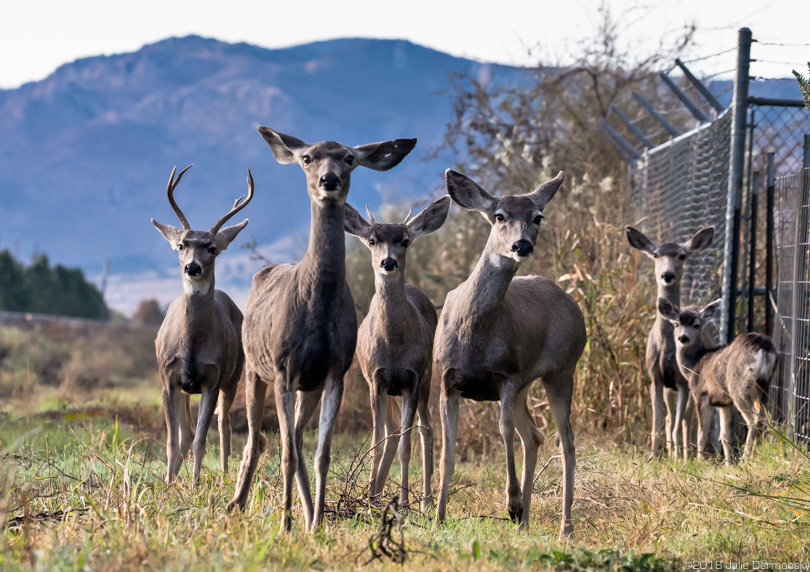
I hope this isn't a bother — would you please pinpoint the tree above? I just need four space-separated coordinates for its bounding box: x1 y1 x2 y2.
794 63 810 110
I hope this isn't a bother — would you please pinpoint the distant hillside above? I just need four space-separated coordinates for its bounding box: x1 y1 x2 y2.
0 36 525 281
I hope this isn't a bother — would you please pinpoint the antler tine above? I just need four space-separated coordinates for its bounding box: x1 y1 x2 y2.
210 168 255 235
365 205 376 225
402 208 413 224
167 164 193 230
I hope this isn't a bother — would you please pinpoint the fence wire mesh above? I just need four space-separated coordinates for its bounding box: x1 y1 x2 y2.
771 168 810 441
631 111 732 305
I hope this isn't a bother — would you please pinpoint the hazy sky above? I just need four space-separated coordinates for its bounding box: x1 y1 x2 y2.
2 0 809 89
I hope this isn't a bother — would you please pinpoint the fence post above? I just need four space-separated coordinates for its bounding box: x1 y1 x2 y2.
788 136 810 438
748 171 759 332
722 27 752 343
766 152 775 337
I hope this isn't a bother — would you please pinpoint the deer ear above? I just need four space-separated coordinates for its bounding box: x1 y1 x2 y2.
657 297 680 322
702 299 723 321
407 195 451 239
258 126 308 164
214 220 248 251
354 138 417 171
527 171 565 211
684 227 715 253
343 203 371 239
444 170 497 216
152 219 184 250
625 226 657 255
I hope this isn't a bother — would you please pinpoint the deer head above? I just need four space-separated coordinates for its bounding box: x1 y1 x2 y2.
626 226 714 288
257 126 416 205
444 170 564 262
152 165 253 293
343 196 451 275
658 297 723 347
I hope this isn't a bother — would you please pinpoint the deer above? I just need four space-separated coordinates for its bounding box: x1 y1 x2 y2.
227 127 417 532
434 169 587 541
343 196 451 511
152 164 254 485
657 298 776 464
625 226 714 459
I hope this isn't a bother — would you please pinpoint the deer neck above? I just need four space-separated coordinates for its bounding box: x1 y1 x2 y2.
677 336 709 375
459 235 518 322
300 201 346 294
374 268 410 343
180 274 216 340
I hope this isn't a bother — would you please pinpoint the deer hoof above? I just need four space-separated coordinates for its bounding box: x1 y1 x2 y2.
559 522 573 541
508 505 523 523
226 499 244 513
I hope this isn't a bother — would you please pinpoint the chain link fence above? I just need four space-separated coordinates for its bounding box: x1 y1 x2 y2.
631 111 732 306
771 168 810 441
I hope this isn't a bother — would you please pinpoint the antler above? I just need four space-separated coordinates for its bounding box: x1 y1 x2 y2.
167 164 193 230
210 169 255 235
365 206 376 225
402 208 413 224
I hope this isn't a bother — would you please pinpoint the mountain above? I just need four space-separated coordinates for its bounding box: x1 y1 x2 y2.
0 36 526 313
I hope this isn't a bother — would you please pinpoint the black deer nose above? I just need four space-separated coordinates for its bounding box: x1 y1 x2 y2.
320 174 340 191
512 240 533 257
678 335 689 344
661 271 675 283
381 258 398 272
185 263 202 277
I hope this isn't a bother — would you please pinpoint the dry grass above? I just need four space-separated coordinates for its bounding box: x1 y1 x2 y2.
1 375 808 571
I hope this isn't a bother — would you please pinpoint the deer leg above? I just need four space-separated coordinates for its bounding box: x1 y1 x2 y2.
514 386 542 531
695 396 713 460
163 385 182 484
368 387 387 499
417 378 434 512
227 369 268 513
664 388 677 457
684 390 696 458
274 375 298 531
717 405 735 466
733 396 761 461
650 375 665 457
498 382 521 523
436 387 459 524
311 375 344 532
398 387 419 508
192 385 218 485
543 370 576 542
375 396 401 496
294 389 320 530
217 387 236 474
179 394 194 462
672 385 689 461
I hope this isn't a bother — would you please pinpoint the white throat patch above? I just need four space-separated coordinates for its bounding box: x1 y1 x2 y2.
183 277 212 296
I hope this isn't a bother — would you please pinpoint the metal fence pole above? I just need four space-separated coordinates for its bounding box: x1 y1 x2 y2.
748 171 759 332
723 27 752 342
766 152 775 337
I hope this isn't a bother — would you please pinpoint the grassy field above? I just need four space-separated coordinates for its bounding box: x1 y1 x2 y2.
1 360 809 571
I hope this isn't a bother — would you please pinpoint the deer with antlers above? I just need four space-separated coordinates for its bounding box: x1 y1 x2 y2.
343 196 451 510
227 127 416 532
152 165 254 485
434 170 586 541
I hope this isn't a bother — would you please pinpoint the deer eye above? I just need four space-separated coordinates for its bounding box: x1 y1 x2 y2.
401 239 410 248
177 244 184 251
678 254 687 260
368 238 376 246
302 155 312 166
652 253 658 259
495 214 505 222
208 246 217 255
345 155 354 166
534 215 543 224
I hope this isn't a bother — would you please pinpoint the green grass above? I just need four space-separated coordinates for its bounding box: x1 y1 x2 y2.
1 395 808 571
